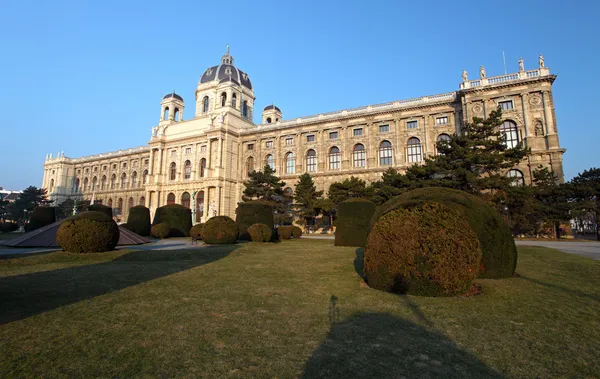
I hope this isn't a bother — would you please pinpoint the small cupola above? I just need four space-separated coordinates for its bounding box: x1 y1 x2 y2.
160 92 185 123
262 104 282 124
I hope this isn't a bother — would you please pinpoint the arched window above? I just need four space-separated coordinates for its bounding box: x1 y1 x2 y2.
184 160 191 179
284 187 293 196
196 191 205 222
232 93 237 108
139 196 145 206
110 174 116 189
131 171 137 188
199 158 206 178
500 120 519 149
246 157 255 176
169 162 176 180
163 107 169 120
265 154 274 170
117 198 123 213
202 96 209 112
306 149 317 172
174 108 180 122
74 178 80 192
242 101 248 117
507 169 525 187
379 141 393 165
49 179 54 192
266 117 272 124
353 144 366 168
128 197 134 211
181 192 190 208
407 137 422 163
220 92 227 107
142 170 148 184
108 198 113 208
436 134 451 155
329 147 340 170
91 176 97 190
83 177 89 192
101 175 106 190
120 173 127 189
167 193 175 205
285 152 295 174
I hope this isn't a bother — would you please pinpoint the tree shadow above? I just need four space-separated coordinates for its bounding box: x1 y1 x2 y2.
0 245 238 324
519 275 600 302
301 312 501 379
354 248 364 278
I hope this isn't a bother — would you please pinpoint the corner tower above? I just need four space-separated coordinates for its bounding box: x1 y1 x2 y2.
160 92 184 123
262 104 282 124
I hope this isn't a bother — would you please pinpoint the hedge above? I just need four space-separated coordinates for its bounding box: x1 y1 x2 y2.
152 204 192 237
127 205 151 236
248 223 272 242
56 211 120 253
365 202 482 296
203 216 238 244
334 198 376 247
0 222 19 233
235 201 274 240
371 187 517 279
86 204 113 218
292 226 303 238
190 223 205 240
278 226 293 240
25 206 56 232
151 223 170 239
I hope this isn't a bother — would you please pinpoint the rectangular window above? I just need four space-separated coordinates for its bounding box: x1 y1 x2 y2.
285 137 294 146
329 131 338 140
353 128 363 136
103 166 107 171
185 147 192 155
247 143 254 150
499 100 514 110
379 124 390 133
171 150 176 157
121 163 125 169
200 145 207 152
144 159 149 165
407 121 418 129
307 135 315 143
112 164 116 169
266 141 273 148
436 116 448 125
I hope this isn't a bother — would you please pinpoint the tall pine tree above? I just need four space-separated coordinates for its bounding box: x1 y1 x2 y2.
293 173 323 228
242 165 293 225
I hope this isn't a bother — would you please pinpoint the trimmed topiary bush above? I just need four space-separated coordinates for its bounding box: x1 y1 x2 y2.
127 205 151 236
86 204 113 218
248 223 272 242
292 226 303 238
190 223 205 240
151 223 170 239
335 198 376 247
365 202 482 297
25 206 56 232
235 201 275 240
56 211 120 253
152 204 192 237
203 216 238 244
277 226 293 240
0 222 19 233
371 187 517 279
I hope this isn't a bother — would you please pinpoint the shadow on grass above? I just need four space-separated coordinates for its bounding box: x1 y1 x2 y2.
354 248 365 279
519 275 600 302
0 245 238 324
301 312 501 379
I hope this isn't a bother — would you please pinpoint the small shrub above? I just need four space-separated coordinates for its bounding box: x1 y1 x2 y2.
365 202 481 297
248 223 272 242
86 204 113 218
190 223 205 240
1 222 19 233
151 223 171 239
292 226 303 238
56 211 120 253
235 201 275 240
25 206 56 232
152 204 192 237
335 198 376 247
203 216 238 244
278 226 293 240
126 206 151 236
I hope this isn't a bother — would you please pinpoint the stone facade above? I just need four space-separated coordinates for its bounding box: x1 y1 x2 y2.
42 50 565 223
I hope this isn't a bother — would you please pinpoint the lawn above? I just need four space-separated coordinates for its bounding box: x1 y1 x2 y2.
1 239 599 378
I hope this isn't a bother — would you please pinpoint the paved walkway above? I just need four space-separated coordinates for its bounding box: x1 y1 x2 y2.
515 240 600 260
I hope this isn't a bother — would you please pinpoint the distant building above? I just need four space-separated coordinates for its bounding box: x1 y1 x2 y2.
42 49 565 223
0 188 21 203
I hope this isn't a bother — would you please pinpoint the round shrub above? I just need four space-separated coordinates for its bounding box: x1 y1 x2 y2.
151 223 170 239
25 206 56 232
1 222 19 233
190 223 205 240
335 198 376 247
127 205 151 236
152 204 192 237
365 202 481 297
203 216 238 244
292 226 303 238
235 201 274 240
248 223 272 242
277 226 293 240
371 187 517 279
56 211 120 253
85 204 113 219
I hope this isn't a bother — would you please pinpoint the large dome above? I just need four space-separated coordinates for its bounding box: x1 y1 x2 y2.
199 49 252 90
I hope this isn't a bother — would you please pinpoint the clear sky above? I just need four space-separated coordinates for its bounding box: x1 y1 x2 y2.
1 0 598 190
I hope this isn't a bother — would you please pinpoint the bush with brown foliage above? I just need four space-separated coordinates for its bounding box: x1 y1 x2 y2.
292 226 303 238
235 201 274 240
190 223 205 240
203 216 238 244
56 211 120 253
248 223 272 242
277 226 294 240
151 223 171 239
335 198 376 247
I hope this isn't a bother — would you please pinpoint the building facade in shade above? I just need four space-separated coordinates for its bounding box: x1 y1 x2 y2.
42 50 565 223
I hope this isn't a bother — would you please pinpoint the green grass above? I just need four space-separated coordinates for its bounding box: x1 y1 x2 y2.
1 240 599 378
0 232 22 241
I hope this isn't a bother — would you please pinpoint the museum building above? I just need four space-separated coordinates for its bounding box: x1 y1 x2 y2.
42 49 565 223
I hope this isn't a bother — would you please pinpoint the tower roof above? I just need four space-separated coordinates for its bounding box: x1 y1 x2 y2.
199 47 253 90
162 92 184 102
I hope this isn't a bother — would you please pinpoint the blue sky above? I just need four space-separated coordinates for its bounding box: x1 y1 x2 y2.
0 0 598 189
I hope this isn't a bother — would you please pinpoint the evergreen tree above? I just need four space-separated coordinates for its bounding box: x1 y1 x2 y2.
11 186 52 223
371 168 411 205
570 167 600 240
327 176 374 205
242 165 292 225
532 166 571 238
57 198 90 219
293 173 323 228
